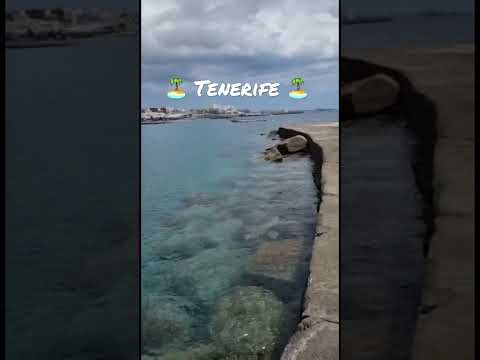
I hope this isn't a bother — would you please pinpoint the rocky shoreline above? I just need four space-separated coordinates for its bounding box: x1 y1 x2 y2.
268 123 339 360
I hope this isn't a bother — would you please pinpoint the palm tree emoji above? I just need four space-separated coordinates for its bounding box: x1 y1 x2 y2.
291 77 305 91
170 76 183 91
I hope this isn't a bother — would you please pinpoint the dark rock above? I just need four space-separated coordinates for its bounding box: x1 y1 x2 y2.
142 295 195 352
277 143 289 155
264 135 308 161
267 130 278 139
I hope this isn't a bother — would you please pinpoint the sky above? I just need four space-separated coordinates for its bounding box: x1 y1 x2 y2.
141 0 339 110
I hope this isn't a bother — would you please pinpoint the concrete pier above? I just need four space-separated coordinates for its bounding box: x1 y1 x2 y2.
277 123 339 360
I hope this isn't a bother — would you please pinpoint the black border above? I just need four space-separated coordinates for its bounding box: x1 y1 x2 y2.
139 0 143 356
338 1 342 358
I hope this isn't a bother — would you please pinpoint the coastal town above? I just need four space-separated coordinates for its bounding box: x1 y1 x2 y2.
141 104 304 124
5 7 138 47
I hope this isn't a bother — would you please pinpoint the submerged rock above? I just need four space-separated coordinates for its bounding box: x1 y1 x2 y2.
263 146 283 162
154 344 221 360
248 239 304 282
211 286 286 357
176 249 248 305
157 214 244 260
142 294 196 353
156 233 218 260
244 216 282 243
206 218 244 244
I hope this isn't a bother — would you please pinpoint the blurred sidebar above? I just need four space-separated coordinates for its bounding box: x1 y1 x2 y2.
340 1 474 360
5 2 140 359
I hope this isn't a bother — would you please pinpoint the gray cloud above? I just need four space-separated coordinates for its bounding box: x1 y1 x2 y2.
142 0 339 109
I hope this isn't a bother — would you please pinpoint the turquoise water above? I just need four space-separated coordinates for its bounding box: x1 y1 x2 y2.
142 111 337 359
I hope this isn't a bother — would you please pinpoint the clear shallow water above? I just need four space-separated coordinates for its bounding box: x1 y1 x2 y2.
142 111 337 358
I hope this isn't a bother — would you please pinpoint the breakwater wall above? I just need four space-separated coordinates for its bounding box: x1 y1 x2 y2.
277 123 339 360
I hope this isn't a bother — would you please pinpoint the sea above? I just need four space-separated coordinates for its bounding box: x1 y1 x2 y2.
6 37 140 359
142 111 337 358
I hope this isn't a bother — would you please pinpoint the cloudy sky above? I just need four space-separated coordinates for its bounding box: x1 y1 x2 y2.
142 0 339 110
